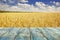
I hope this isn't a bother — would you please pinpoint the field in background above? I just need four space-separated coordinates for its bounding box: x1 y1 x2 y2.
0 12 60 28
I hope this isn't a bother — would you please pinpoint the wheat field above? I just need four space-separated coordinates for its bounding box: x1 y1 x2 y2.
0 12 60 28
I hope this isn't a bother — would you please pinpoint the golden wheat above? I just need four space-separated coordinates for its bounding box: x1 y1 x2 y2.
0 12 60 28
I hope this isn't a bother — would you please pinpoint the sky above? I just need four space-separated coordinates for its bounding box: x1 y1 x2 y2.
0 0 60 12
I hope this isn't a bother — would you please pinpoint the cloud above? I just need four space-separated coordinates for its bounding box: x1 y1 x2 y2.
17 3 40 12
0 3 40 12
35 2 60 12
50 1 60 7
18 0 28 2
53 1 60 6
0 4 10 11
0 1 60 12
35 2 53 11
35 2 47 11
3 0 7 2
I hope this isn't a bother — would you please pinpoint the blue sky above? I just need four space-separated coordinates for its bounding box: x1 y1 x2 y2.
0 0 60 5
28 0 60 4
0 0 60 12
